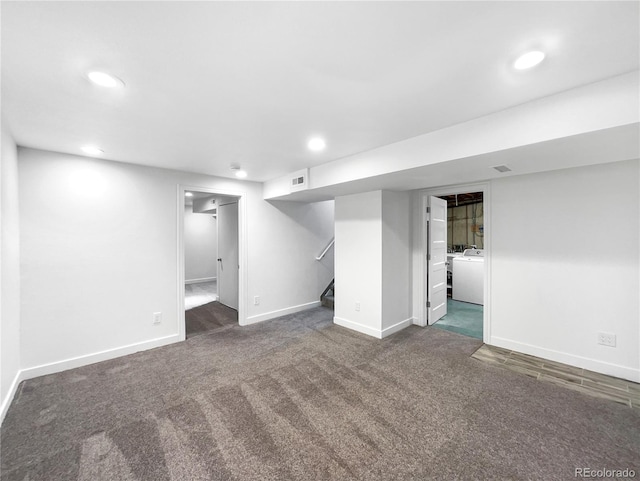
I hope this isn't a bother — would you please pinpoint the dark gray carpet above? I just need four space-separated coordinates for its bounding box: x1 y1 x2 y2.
2 307 639 480
185 301 237 338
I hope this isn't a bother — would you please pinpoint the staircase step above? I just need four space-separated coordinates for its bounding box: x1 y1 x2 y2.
321 295 334 309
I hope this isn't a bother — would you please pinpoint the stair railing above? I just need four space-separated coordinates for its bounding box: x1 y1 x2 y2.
315 237 335 261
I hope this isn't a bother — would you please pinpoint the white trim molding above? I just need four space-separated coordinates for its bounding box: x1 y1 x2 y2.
490 336 640 383
333 317 412 339
1 333 181 425
381 318 413 338
334 317 382 338
244 301 321 326
1 371 22 425
20 334 181 380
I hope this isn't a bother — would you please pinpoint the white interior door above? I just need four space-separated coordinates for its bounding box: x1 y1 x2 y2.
427 196 448 324
217 201 239 310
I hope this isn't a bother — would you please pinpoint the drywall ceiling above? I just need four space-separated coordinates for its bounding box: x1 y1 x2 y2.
2 1 638 182
268 123 639 202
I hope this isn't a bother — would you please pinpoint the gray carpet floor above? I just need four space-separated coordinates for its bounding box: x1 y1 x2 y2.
186 301 237 338
2 307 639 480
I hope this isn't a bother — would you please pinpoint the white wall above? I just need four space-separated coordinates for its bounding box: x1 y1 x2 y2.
184 205 217 282
1 124 21 422
490 159 639 381
334 191 383 336
18 148 334 375
251 199 334 324
334 190 412 338
381 191 411 331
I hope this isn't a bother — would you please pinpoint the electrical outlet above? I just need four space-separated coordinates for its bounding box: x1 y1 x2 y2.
597 332 616 347
152 312 162 325
355 302 360 312
254 296 260 306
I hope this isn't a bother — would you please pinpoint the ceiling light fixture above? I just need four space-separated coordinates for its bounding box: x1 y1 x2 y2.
230 166 248 179
185 192 193 197
307 137 326 152
81 145 104 156
513 51 545 70
87 71 125 88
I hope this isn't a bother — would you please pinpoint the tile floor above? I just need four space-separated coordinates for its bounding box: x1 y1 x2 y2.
472 344 640 409
433 299 483 339
185 280 217 310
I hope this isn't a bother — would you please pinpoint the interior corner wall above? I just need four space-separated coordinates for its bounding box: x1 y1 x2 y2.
334 191 383 336
17 148 335 375
490 159 640 381
184 205 217 282
1 125 21 422
381 191 411 332
334 190 412 338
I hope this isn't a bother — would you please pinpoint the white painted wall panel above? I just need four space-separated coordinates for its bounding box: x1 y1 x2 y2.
1 125 21 420
184 205 217 281
18 148 334 371
490 159 639 380
334 191 382 334
381 191 411 330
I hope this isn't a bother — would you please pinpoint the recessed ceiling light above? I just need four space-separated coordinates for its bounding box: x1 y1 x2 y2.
230 165 248 178
514 51 545 70
185 192 194 197
87 71 125 88
81 145 104 156
307 137 326 152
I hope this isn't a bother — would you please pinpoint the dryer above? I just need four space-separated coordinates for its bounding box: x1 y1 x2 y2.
452 249 484 305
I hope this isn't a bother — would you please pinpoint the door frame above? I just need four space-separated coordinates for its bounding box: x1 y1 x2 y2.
177 184 247 341
417 182 491 343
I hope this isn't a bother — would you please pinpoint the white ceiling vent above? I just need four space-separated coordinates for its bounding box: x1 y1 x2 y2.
493 165 512 173
290 169 309 193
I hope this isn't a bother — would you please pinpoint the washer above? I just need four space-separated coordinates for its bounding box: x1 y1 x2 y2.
452 249 484 305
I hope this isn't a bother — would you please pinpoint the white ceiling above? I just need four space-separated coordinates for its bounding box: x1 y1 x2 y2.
2 1 638 182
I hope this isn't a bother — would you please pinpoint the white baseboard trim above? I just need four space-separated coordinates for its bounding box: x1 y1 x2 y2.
490 336 640 383
2 333 182 426
333 317 382 339
243 301 321 326
185 277 216 285
411 316 426 327
20 334 182 382
1 370 23 425
381 318 413 338
333 317 413 339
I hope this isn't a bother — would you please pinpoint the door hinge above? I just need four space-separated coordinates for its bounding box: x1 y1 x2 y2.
427 301 431 308
426 206 430 213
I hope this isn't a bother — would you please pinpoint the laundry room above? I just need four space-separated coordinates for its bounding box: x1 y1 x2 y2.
433 191 485 340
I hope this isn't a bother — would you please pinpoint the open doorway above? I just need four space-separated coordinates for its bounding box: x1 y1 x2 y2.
423 187 488 341
184 192 219 310
181 188 241 339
